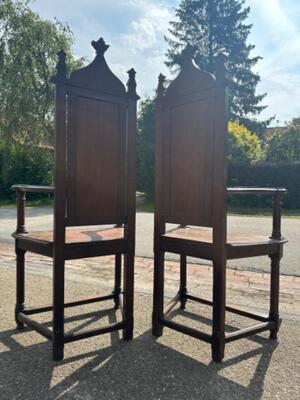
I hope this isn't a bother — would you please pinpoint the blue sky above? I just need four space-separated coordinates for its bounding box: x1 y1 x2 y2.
31 0 300 125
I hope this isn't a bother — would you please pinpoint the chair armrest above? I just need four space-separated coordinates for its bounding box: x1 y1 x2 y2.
227 187 287 195
11 184 54 193
11 185 54 234
227 187 287 240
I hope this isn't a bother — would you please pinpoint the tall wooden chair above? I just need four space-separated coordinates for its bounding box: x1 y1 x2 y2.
152 45 287 362
12 38 138 361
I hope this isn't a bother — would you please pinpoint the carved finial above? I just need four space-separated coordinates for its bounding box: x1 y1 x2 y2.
127 68 139 99
156 73 166 98
181 43 196 66
216 52 228 82
51 49 67 83
91 37 109 56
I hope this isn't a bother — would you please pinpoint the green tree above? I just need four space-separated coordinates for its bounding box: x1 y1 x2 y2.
0 0 83 146
228 120 263 163
137 98 155 200
264 118 300 162
137 100 263 199
0 142 53 200
165 0 270 133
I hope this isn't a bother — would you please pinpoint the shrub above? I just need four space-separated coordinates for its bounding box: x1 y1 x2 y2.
137 98 155 201
0 143 53 200
228 121 263 164
264 118 300 162
228 162 300 209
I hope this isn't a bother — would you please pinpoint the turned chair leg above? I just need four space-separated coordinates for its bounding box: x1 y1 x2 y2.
113 254 122 309
53 258 65 361
179 254 187 309
123 252 134 341
152 251 165 337
212 261 226 362
269 253 281 340
15 248 26 330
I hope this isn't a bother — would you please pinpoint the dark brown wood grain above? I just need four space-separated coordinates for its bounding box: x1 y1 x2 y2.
152 46 287 362
12 38 138 361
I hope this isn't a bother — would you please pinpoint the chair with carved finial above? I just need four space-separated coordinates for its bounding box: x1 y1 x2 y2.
152 44 287 362
12 37 139 361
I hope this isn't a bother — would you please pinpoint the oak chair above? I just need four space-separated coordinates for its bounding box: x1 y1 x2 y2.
152 45 287 362
12 38 138 361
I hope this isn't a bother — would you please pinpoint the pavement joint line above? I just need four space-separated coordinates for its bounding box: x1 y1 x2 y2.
1 261 300 323
1 244 300 292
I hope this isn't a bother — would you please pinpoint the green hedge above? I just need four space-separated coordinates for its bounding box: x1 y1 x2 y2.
228 162 300 209
0 144 54 201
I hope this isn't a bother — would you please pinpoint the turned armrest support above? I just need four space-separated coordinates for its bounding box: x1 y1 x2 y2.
271 191 284 240
227 187 287 240
11 185 54 234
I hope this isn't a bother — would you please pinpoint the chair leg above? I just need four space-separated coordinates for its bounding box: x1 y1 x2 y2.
179 254 187 309
152 251 165 337
53 258 65 361
123 252 134 341
15 248 26 330
269 253 281 340
212 261 226 362
113 254 122 309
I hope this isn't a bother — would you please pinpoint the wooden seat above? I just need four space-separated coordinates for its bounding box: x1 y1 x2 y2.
14 226 124 245
13 227 126 260
163 227 287 260
152 46 287 362
12 37 138 361
164 226 284 245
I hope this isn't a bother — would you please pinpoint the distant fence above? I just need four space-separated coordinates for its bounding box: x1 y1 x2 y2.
228 162 300 209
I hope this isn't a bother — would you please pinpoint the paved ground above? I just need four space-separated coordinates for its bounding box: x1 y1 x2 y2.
0 252 300 400
0 208 299 275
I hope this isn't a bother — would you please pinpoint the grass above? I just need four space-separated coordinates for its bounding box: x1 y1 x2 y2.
1 197 299 217
0 198 53 208
137 199 300 217
228 204 300 218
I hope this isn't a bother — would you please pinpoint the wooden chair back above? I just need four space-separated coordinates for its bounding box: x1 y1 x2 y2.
155 46 228 245
52 38 138 232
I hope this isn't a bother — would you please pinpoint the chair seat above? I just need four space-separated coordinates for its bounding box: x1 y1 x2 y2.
164 227 286 246
14 226 124 244
162 227 287 260
13 227 126 259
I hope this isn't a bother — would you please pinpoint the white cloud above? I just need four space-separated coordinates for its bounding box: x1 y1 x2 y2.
122 1 172 53
31 0 174 96
248 0 300 123
30 0 300 122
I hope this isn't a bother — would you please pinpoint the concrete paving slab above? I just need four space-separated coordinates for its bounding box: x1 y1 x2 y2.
0 263 299 400
1 208 298 275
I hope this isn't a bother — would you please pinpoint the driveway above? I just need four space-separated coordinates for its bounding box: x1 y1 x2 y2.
0 208 299 275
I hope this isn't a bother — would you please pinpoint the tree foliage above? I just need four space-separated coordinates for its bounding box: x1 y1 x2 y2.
0 142 53 199
137 98 155 200
137 98 263 199
165 0 270 132
0 0 83 146
264 118 300 162
228 120 263 164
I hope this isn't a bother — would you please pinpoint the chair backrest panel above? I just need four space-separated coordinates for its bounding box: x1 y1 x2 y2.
52 38 137 228
162 91 216 227
156 49 228 233
66 92 127 226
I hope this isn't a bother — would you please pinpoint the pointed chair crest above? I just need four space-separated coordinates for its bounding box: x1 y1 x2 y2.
68 37 126 96
152 50 287 363
12 37 138 361
165 45 216 99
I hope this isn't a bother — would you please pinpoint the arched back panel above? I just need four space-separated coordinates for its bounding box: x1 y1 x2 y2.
64 39 129 226
157 50 227 228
